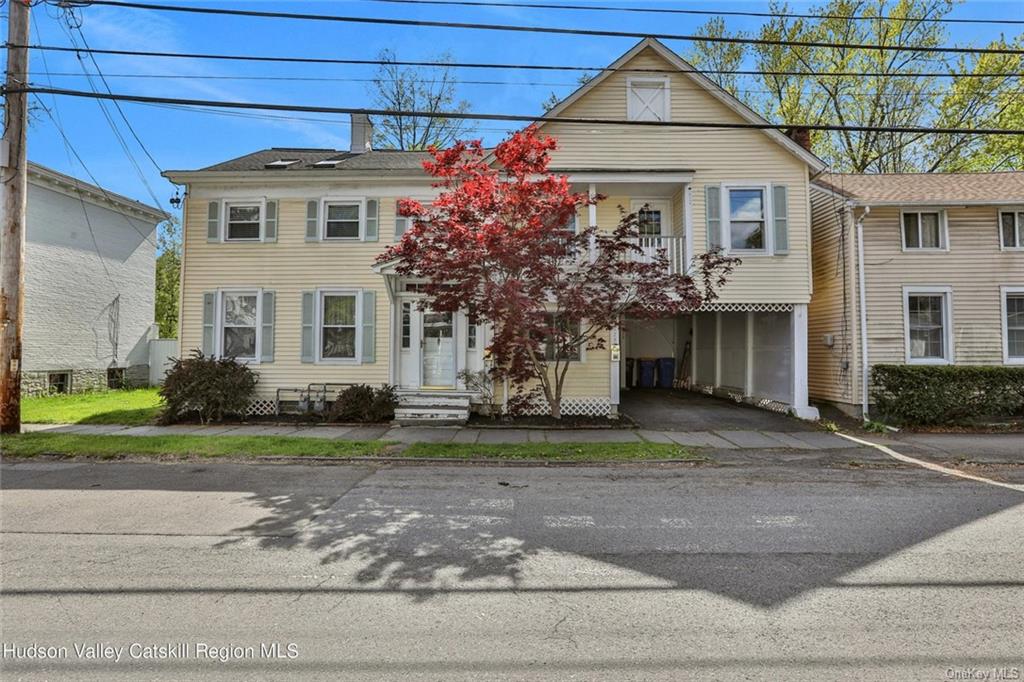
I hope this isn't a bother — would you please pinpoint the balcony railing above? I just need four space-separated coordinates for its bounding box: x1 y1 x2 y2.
626 235 687 274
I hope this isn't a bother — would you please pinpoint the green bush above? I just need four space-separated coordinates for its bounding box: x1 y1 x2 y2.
159 351 258 424
327 384 399 423
871 365 1024 426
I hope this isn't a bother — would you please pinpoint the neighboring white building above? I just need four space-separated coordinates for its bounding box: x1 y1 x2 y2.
7 163 166 394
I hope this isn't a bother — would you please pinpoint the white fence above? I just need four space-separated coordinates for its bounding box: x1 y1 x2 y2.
148 338 178 386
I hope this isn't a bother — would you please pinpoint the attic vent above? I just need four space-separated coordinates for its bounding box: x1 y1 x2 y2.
314 159 343 167
264 159 300 169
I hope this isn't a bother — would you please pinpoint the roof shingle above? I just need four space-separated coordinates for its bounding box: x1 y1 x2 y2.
190 148 432 174
814 171 1024 205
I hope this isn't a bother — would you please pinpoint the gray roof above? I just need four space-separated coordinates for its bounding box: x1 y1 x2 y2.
813 171 1024 205
183 148 433 174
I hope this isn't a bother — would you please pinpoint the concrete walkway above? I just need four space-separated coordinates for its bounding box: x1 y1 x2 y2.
18 422 857 450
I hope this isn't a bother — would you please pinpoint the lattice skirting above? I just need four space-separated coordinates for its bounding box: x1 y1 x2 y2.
517 396 613 417
698 302 795 313
245 398 279 417
692 383 792 414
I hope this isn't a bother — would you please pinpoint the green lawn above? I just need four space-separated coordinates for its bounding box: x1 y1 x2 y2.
402 441 702 461
0 433 391 459
21 388 164 426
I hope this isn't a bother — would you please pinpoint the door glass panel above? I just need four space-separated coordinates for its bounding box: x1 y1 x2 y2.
422 311 455 387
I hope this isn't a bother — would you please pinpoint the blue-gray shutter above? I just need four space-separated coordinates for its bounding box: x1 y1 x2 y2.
260 290 275 362
264 200 278 242
361 290 376 363
202 292 216 355
772 184 789 254
705 185 722 250
301 291 315 362
207 202 220 242
364 198 379 242
305 201 319 241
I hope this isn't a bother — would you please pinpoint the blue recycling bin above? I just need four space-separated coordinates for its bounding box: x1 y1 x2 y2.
637 359 657 388
656 357 675 388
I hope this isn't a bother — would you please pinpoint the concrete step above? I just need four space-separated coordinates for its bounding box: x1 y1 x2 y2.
398 393 472 409
394 405 470 426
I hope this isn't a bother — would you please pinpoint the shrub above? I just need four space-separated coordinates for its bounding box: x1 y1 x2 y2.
327 384 399 423
458 369 501 418
871 365 1024 426
159 351 258 424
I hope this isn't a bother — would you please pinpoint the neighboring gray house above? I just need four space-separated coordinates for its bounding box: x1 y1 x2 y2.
10 163 166 394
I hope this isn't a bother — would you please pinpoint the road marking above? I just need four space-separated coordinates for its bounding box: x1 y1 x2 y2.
837 432 1024 493
543 515 596 528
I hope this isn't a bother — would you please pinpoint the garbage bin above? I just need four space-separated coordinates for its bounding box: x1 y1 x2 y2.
656 357 675 388
638 359 657 388
625 357 635 388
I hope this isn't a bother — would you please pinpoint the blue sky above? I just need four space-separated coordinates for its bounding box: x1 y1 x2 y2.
21 0 1024 216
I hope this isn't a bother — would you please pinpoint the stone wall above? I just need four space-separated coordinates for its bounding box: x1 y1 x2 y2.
21 365 149 396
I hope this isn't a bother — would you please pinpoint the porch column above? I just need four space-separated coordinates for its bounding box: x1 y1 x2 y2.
588 183 598 262
714 311 722 388
455 311 468 390
609 323 621 413
790 303 820 420
744 312 754 397
683 182 694 272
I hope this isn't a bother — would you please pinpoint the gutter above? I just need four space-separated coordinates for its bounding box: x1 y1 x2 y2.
854 205 871 420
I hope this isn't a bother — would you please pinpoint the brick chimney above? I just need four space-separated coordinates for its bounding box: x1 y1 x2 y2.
785 126 812 152
350 113 373 154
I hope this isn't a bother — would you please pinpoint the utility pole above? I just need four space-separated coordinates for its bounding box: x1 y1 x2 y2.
1 0 30 434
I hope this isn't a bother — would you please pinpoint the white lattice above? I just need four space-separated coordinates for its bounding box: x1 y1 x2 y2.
517 396 613 417
245 399 278 416
699 302 795 313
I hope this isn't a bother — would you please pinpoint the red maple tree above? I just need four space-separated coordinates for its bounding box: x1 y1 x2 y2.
377 125 738 419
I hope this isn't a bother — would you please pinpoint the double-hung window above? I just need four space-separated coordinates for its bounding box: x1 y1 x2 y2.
904 287 952 364
902 210 946 250
727 187 767 252
319 291 359 360
225 203 262 241
1003 287 1024 363
324 201 361 239
541 313 582 362
999 209 1024 250
221 291 260 360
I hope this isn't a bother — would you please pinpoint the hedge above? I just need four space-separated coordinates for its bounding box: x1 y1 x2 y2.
871 364 1024 426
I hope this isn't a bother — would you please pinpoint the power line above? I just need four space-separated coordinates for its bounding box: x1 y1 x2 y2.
77 1 1024 56
11 86 1024 136
32 72 1001 99
19 45 1024 79
361 0 1024 26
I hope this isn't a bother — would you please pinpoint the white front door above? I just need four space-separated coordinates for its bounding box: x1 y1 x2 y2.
421 310 456 388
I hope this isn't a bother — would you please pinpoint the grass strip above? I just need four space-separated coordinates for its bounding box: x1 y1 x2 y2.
22 388 164 426
0 433 390 459
402 441 701 461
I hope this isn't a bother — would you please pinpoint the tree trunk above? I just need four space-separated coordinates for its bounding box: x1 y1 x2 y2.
550 398 561 420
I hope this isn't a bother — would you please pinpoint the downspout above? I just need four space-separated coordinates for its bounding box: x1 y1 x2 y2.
854 205 871 420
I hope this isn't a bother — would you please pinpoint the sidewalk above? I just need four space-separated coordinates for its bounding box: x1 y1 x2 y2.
19 422 857 451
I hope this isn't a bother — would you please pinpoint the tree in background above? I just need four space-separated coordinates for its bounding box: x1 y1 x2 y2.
368 49 476 150
687 0 1024 172
155 218 181 339
377 127 737 419
542 72 597 113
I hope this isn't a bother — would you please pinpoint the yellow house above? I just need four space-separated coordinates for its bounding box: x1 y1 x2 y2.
809 172 1024 418
164 38 828 422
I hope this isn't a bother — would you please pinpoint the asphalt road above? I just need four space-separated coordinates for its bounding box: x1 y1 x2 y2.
1 458 1022 681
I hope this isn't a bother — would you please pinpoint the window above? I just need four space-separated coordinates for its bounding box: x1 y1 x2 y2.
727 188 766 251
225 203 262 241
221 292 259 360
637 206 662 236
999 210 1024 249
627 77 669 122
904 288 952 363
541 313 581 361
467 315 478 350
1003 287 1024 363
401 302 412 350
324 202 361 239
47 372 70 394
320 293 358 360
106 367 125 389
902 210 946 250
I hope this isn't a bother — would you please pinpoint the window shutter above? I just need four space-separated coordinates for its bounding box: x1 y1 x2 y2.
264 200 278 242
301 291 315 362
260 290 275 362
361 290 376 363
364 198 379 242
705 185 722 250
202 292 216 355
207 202 220 242
772 185 789 254
305 201 319 241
